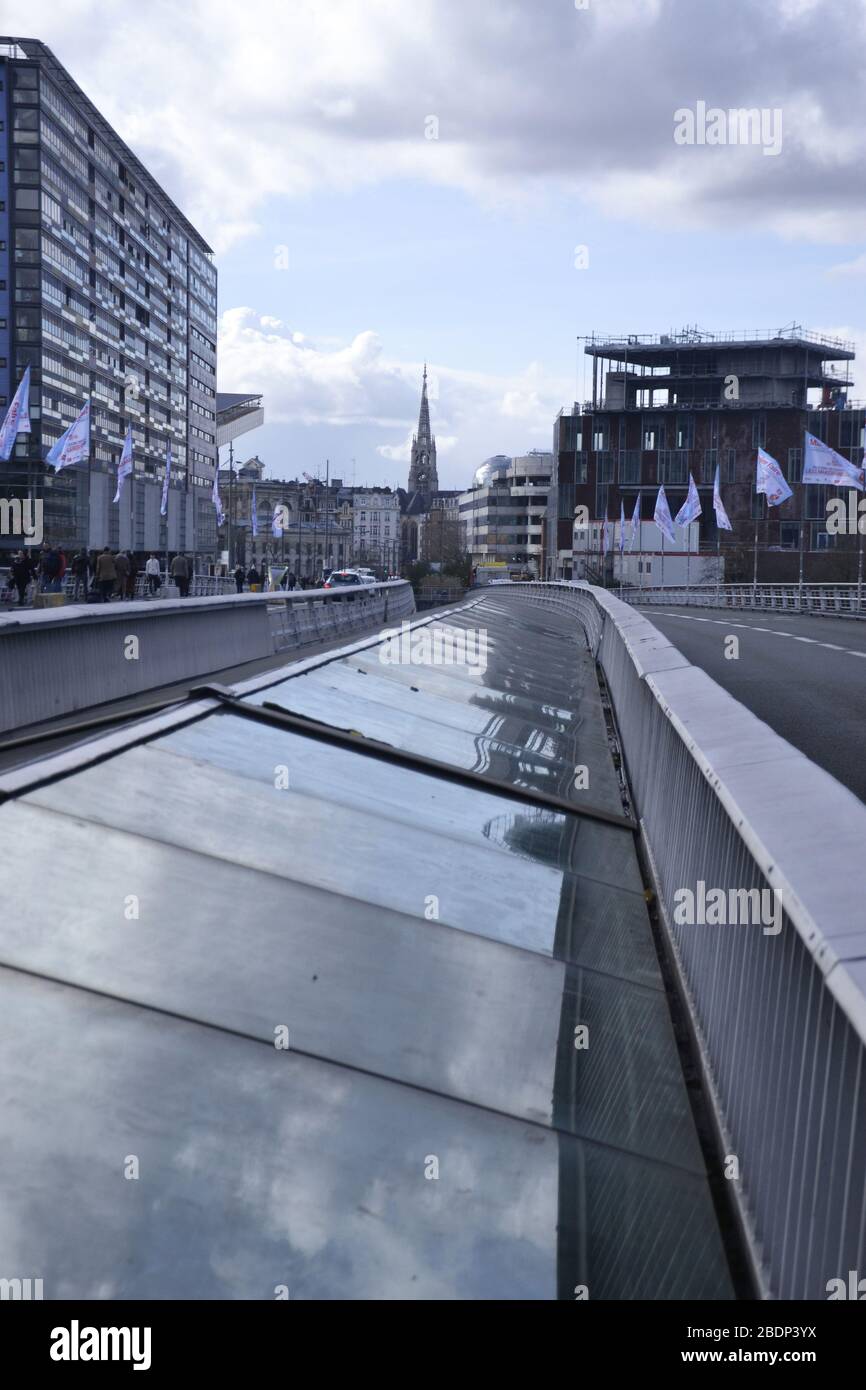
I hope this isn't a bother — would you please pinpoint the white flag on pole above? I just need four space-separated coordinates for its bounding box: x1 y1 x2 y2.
675 473 702 528
0 365 32 461
713 465 733 532
272 503 284 539
113 425 133 503
160 441 172 517
629 493 640 549
47 399 91 473
212 463 224 527
756 447 793 506
803 431 865 491
654 484 676 543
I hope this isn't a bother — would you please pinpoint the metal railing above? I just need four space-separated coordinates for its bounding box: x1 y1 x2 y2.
497 580 866 1300
265 580 415 653
583 327 856 353
624 583 865 618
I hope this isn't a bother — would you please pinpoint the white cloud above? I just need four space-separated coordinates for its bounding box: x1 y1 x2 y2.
218 309 566 482
12 0 866 249
827 255 866 279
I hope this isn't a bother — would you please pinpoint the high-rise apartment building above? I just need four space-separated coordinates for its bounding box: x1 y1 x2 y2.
0 37 218 560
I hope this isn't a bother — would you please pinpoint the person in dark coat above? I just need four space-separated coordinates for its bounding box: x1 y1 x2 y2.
233 563 245 594
11 551 31 605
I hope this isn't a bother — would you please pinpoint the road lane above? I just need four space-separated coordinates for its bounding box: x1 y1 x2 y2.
638 606 866 803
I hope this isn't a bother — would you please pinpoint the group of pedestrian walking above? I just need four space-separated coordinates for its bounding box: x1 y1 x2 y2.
231 563 300 594
3 545 198 605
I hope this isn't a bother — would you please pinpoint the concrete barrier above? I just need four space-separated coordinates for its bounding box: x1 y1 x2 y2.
0 581 415 734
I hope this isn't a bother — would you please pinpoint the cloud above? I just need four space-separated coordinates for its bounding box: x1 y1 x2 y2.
827 255 866 279
218 309 565 482
12 0 866 249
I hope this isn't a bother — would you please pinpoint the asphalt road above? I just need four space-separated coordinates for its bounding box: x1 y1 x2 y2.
639 606 866 805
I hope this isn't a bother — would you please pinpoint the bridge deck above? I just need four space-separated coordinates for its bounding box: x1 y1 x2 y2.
0 596 733 1298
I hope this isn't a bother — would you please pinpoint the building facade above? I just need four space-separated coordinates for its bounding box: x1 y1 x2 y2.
217 465 354 578
352 487 400 573
0 37 218 562
547 327 862 582
460 450 552 575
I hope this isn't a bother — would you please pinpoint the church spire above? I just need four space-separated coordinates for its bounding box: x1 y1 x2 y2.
408 362 438 498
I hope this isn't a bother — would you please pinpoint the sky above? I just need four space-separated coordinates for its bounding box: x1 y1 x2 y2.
6 0 866 488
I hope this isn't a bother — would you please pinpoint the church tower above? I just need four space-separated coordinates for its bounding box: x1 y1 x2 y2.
407 364 438 498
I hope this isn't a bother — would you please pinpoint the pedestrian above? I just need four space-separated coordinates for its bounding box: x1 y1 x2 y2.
246 562 261 590
145 553 161 596
70 548 89 602
11 550 31 605
184 556 194 598
125 553 138 600
95 546 116 602
39 543 61 593
170 552 188 597
233 562 245 594
114 549 129 600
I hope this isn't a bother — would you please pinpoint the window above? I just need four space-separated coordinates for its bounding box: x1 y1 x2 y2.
592 420 609 452
14 228 39 263
752 414 767 449
726 448 736 484
596 452 614 484
780 523 800 550
811 523 835 551
788 447 803 480
675 414 694 450
15 188 40 210
642 416 664 451
840 414 864 449
805 485 829 521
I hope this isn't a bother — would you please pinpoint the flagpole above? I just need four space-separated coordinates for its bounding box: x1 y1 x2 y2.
716 526 721 606
661 529 665 592
638 502 643 594
797 499 805 613
86 394 92 556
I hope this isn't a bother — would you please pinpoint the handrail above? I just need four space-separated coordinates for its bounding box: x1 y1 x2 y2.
496 579 866 1300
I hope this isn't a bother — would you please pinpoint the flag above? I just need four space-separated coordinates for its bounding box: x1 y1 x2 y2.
713 465 733 532
756 447 793 506
113 425 133 504
675 473 702 528
47 399 91 473
654 484 676 543
601 518 610 554
803 432 865 491
272 503 283 539
251 487 259 537
619 498 625 555
160 441 172 517
630 493 640 549
212 464 224 527
0 366 32 461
